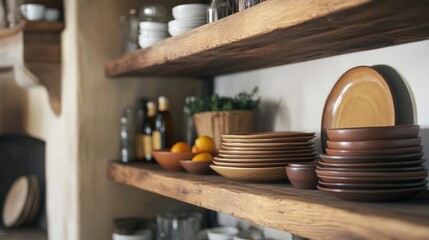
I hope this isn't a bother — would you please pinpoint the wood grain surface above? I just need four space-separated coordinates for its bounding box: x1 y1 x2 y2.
108 162 429 240
106 0 429 77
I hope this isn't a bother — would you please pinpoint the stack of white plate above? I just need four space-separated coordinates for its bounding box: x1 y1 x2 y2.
169 4 208 37
2 175 40 227
138 22 168 48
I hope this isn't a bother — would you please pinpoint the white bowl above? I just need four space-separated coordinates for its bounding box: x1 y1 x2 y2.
139 21 167 31
138 37 165 48
172 4 208 20
168 19 206 29
207 227 239 240
168 26 195 37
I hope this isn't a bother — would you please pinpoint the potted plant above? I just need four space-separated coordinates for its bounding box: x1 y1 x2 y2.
185 87 260 148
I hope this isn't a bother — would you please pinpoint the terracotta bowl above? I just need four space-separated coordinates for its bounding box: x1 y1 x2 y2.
286 165 318 189
326 125 419 141
180 160 213 175
152 150 195 171
326 138 421 150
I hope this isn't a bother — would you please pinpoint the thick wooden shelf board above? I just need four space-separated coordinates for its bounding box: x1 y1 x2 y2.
106 0 429 77
109 162 429 240
24 21 64 32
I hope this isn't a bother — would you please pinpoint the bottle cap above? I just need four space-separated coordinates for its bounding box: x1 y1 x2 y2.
158 96 169 111
147 101 156 116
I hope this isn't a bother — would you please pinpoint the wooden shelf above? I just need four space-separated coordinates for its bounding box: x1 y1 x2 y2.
109 162 429 240
24 21 64 32
106 0 429 77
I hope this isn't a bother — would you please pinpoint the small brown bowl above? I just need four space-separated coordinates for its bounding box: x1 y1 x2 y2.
286 165 318 189
326 124 419 141
152 150 195 171
326 138 421 150
326 146 422 156
180 160 213 175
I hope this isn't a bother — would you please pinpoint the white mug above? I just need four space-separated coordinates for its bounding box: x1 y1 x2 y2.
45 8 60 22
20 4 46 21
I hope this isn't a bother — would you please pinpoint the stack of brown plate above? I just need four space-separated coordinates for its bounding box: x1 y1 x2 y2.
211 132 318 182
2 175 40 227
317 125 427 201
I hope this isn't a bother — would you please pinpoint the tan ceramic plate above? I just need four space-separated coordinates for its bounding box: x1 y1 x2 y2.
210 165 287 181
218 148 317 155
326 137 421 150
221 136 315 143
222 141 314 148
222 132 315 139
321 66 396 152
2 176 30 227
214 156 318 163
318 159 426 168
220 145 315 151
325 145 422 156
218 153 317 159
213 160 289 168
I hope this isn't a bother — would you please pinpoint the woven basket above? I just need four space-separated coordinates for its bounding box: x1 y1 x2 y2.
193 110 256 149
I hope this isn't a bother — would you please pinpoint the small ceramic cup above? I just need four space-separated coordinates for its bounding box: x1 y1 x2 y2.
20 4 46 21
45 8 60 22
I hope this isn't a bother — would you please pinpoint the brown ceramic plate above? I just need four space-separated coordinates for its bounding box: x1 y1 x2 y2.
220 145 315 151
214 156 319 163
317 185 427 201
318 159 426 168
319 153 423 163
316 165 425 172
318 180 427 190
210 165 287 182
218 152 317 159
222 141 314 148
317 174 427 183
2 176 31 227
221 136 315 143
222 132 315 139
326 138 421 150
321 66 397 152
315 169 427 178
218 148 316 155
180 160 213 175
213 160 289 168
152 149 196 171
326 124 420 141
325 146 422 156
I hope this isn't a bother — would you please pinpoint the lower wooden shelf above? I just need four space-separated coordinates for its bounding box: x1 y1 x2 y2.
108 162 429 240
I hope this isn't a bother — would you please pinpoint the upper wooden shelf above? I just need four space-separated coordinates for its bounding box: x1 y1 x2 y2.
24 21 64 32
106 0 429 77
109 162 429 240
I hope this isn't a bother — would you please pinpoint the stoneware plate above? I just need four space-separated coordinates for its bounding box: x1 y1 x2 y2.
222 141 314 148
325 146 422 156
317 185 426 201
213 160 289 168
2 176 30 227
218 148 317 155
210 165 287 182
319 153 423 163
316 165 425 172
318 180 427 190
214 156 319 163
220 145 315 151
218 152 317 159
221 132 315 139
326 138 421 150
315 169 427 178
317 174 427 183
326 124 420 141
221 136 315 143
318 159 426 168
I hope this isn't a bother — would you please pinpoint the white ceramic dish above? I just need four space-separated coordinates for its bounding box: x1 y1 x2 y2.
168 27 196 37
172 4 208 20
207 226 239 240
168 19 206 29
139 30 168 38
139 21 167 31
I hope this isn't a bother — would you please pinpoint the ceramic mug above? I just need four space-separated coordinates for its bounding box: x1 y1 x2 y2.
45 8 60 21
20 4 46 21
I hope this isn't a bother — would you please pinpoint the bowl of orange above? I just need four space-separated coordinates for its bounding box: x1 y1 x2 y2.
152 142 195 171
180 152 214 175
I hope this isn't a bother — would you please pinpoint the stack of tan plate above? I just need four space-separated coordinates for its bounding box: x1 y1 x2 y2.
211 132 318 182
2 175 40 227
317 125 427 201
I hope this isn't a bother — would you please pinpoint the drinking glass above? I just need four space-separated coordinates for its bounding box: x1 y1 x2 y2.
156 212 203 240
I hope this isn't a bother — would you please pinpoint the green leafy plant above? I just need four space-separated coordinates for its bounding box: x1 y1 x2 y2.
185 87 260 116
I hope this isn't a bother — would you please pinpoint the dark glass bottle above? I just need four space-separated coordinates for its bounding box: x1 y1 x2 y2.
143 101 156 162
135 98 148 161
153 96 173 150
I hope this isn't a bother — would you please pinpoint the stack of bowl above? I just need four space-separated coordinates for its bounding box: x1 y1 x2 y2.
317 125 427 201
169 4 208 37
138 21 168 48
211 132 318 182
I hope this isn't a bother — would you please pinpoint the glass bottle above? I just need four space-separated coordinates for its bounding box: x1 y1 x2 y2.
153 96 173 150
120 8 139 54
207 0 232 23
244 0 261 9
143 101 156 162
120 106 135 163
135 98 148 161
184 96 197 147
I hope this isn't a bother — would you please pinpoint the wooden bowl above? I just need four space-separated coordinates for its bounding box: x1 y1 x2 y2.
326 125 419 141
180 160 213 175
152 150 195 171
286 165 318 189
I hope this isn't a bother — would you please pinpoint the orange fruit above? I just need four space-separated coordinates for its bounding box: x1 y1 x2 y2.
192 152 213 162
191 145 199 153
170 142 191 153
194 136 216 153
